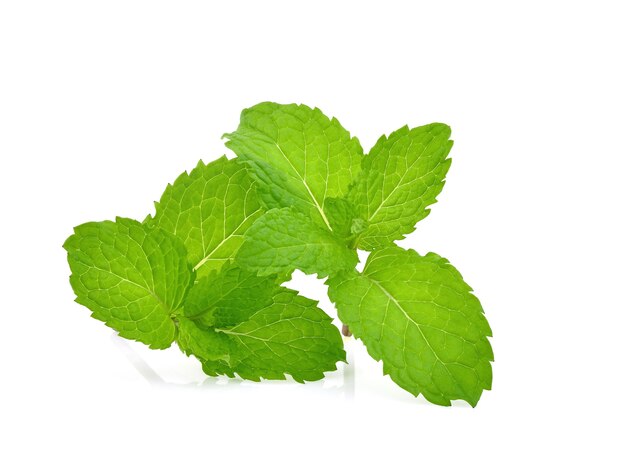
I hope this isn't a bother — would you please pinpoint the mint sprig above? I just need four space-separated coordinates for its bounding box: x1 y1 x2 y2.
64 101 493 406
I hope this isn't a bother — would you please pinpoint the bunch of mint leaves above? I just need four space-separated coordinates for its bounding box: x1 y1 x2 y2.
64 102 493 406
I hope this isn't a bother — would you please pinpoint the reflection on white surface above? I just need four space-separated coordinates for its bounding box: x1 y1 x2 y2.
111 332 355 399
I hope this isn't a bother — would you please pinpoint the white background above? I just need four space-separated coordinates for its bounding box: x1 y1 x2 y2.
1 1 624 468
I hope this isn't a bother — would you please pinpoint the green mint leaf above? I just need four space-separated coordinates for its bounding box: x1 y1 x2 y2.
177 316 232 363
236 207 359 277
327 246 493 406
348 124 453 250
183 263 277 328
179 275 346 382
64 217 194 349
218 287 346 382
324 197 367 242
152 156 263 278
224 102 363 231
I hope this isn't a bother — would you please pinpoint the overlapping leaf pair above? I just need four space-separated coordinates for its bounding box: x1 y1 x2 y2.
64 102 493 406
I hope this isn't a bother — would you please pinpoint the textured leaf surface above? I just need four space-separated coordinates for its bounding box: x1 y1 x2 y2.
153 156 263 278
184 263 277 327
236 207 358 277
64 218 193 349
177 316 231 363
348 124 453 250
224 102 363 231
178 279 346 382
324 197 367 241
327 246 493 406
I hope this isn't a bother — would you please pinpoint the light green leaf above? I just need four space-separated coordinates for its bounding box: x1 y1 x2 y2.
64 217 194 349
327 246 493 406
178 275 346 382
152 156 263 278
348 124 453 250
236 207 359 277
224 102 363 231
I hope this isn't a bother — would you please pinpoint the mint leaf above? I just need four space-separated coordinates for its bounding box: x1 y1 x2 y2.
324 197 367 242
184 263 277 328
219 288 345 382
177 316 232 363
348 124 453 250
327 246 493 406
64 217 194 349
236 207 358 277
152 156 263 278
224 102 363 231
179 274 346 382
